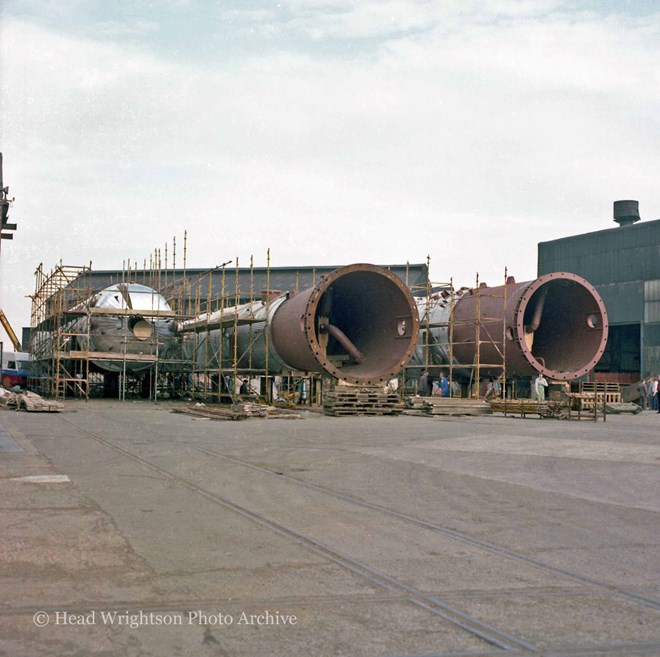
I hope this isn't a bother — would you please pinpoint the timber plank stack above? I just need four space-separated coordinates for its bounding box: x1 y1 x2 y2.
405 397 491 417
234 402 268 417
323 387 402 416
489 399 562 418
173 403 250 421
172 402 303 421
18 392 64 412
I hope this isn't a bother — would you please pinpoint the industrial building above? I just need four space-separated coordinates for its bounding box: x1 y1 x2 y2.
538 201 660 381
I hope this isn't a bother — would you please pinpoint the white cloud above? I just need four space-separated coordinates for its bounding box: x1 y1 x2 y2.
0 4 659 333
228 0 570 42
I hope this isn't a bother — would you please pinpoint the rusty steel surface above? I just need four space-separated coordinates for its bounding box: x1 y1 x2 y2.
270 263 420 384
452 272 609 380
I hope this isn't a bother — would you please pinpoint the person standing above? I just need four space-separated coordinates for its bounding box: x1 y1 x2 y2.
533 373 548 401
451 379 461 398
439 373 450 398
655 376 660 413
652 376 659 411
644 376 654 410
638 378 648 410
419 370 429 397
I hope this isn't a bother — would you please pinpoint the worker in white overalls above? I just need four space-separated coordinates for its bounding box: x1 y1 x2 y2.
533 373 548 401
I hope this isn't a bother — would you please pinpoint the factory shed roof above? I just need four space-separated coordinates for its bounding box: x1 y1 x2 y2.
538 219 660 285
83 263 429 302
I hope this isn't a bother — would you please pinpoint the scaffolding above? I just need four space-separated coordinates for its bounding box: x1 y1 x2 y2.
28 243 418 406
171 249 322 406
29 260 178 401
457 270 508 400
29 263 94 399
405 260 508 400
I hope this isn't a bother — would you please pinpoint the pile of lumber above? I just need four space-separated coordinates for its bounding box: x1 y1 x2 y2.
172 402 303 421
323 387 402 416
234 402 268 417
0 390 64 413
488 398 562 418
404 396 492 417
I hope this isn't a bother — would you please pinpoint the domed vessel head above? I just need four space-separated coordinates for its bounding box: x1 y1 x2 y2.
85 283 175 372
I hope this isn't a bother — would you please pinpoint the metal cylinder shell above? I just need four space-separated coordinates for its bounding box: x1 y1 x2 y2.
270 263 420 384
452 272 609 380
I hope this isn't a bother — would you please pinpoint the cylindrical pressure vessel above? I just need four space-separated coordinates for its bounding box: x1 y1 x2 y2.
181 263 420 385
415 272 608 381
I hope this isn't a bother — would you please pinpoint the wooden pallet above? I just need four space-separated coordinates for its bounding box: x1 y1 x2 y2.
568 392 615 411
323 386 402 417
574 382 621 405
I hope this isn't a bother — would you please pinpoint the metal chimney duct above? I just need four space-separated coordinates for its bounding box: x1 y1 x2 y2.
613 200 640 227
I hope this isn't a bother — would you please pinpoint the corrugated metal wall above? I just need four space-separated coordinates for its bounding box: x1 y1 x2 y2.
645 279 660 324
538 219 660 377
538 220 660 285
643 324 660 376
597 282 644 324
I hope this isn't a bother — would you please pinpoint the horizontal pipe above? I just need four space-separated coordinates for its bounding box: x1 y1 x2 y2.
525 285 547 333
324 323 364 364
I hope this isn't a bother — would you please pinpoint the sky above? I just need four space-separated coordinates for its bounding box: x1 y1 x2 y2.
1 0 659 335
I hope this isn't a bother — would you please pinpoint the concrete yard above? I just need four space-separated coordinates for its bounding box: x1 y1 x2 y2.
0 400 658 657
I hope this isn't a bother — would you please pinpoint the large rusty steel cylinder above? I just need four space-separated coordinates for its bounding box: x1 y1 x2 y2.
451 272 609 380
270 263 420 384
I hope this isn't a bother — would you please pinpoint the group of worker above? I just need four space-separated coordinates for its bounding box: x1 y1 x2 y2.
418 370 460 397
419 371 499 398
419 370 449 397
638 376 660 412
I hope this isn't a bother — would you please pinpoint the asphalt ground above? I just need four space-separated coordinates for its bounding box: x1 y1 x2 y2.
0 400 658 657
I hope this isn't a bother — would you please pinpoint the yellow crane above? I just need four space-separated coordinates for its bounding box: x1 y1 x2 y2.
0 309 21 351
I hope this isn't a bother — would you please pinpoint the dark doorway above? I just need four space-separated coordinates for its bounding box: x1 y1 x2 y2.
595 323 640 373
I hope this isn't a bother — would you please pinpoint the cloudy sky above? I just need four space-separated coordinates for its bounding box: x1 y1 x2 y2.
1 0 659 333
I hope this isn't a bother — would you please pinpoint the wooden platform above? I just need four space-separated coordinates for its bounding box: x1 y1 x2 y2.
323 387 402 416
